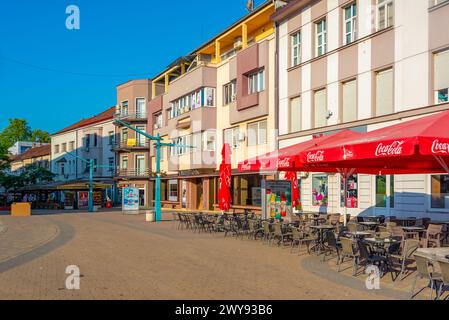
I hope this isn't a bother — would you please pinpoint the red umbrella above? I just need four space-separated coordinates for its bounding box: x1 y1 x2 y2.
218 144 232 211
284 171 300 208
299 110 449 175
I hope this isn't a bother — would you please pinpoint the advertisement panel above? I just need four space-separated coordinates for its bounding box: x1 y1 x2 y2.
122 187 140 212
261 180 292 221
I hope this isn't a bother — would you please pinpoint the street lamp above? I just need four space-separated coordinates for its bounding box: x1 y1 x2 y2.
114 119 195 222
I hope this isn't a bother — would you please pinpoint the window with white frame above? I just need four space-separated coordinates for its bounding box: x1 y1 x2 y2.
434 50 449 104
121 156 128 170
291 31 301 67
290 96 302 133
61 143 67 153
136 98 146 118
247 120 267 147
248 69 265 95
168 180 178 202
223 81 237 105
69 141 75 151
431 175 449 209
154 113 163 129
108 132 114 146
203 131 216 151
377 0 394 30
224 127 240 149
54 144 60 154
375 68 394 116
344 3 357 44
316 19 327 57
342 79 357 122
121 101 129 116
169 87 215 119
314 89 327 128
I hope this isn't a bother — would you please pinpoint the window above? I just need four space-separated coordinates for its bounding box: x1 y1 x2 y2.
154 113 163 129
231 175 262 206
170 135 192 156
122 129 128 144
375 175 395 208
314 89 327 128
223 81 237 105
136 126 145 147
93 159 98 173
290 96 302 133
431 175 449 209
341 174 358 208
54 144 60 154
344 3 357 44
85 134 90 148
342 80 357 122
434 50 449 104
121 101 129 116
312 174 328 207
203 131 216 151
121 156 128 170
135 155 145 175
434 0 449 5
108 157 114 172
248 69 265 94
224 127 240 149
93 133 98 147
375 68 394 116
69 141 75 151
168 180 178 202
61 143 67 152
108 131 115 146
169 88 215 119
377 0 394 30
136 98 146 118
316 19 327 57
247 120 267 146
291 31 301 67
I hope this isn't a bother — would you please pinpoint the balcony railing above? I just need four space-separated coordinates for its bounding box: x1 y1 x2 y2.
114 112 148 121
113 140 151 150
116 168 151 178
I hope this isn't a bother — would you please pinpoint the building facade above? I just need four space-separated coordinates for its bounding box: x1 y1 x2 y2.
9 144 51 174
273 0 449 219
148 1 277 212
51 107 117 207
114 79 152 208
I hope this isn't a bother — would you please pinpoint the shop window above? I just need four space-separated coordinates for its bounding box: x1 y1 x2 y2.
431 175 449 209
312 174 328 207
341 174 358 208
231 175 262 206
375 175 395 208
168 180 179 202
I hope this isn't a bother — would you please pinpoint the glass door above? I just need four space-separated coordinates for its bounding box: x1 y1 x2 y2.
181 180 187 209
374 175 395 216
136 98 145 119
136 126 145 147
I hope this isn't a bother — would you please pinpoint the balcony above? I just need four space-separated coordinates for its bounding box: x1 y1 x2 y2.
113 139 151 152
114 112 148 123
116 168 151 179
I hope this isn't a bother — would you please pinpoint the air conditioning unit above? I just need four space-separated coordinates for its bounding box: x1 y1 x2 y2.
238 132 246 142
234 37 243 49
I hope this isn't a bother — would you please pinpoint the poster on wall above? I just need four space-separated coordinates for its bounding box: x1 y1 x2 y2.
122 187 140 212
64 191 75 210
78 191 89 209
261 180 292 220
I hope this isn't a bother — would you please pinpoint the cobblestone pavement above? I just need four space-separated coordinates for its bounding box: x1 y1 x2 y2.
0 211 423 300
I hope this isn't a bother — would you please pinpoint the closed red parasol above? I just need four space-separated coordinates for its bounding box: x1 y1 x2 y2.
218 144 233 211
285 171 300 208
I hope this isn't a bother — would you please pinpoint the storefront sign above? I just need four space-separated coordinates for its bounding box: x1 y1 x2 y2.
261 180 292 220
122 187 139 211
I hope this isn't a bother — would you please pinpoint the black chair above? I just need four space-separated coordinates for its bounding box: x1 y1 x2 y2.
322 230 341 264
357 240 391 278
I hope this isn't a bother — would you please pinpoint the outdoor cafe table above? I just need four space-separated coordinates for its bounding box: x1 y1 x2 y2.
402 226 426 239
415 248 449 263
359 221 380 231
309 225 336 254
346 231 373 239
310 217 327 226
363 237 401 255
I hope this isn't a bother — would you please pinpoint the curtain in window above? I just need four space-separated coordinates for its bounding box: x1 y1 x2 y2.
376 69 393 116
343 80 357 122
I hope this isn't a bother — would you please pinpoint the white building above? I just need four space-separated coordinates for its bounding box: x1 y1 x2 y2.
8 141 47 156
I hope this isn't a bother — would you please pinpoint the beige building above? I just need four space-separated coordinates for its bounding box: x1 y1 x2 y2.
148 1 277 212
273 0 449 220
10 144 51 174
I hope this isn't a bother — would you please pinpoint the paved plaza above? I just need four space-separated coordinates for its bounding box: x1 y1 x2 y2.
0 210 428 300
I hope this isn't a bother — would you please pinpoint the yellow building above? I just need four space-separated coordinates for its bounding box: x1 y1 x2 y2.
148 1 276 212
10 144 51 174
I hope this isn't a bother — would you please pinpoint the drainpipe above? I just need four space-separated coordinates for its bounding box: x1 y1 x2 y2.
274 21 280 180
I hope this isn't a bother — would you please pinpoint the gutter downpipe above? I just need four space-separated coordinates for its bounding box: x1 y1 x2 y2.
274 20 280 180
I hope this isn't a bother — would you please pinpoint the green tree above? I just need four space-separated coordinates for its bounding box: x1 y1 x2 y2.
0 119 32 150
30 129 51 143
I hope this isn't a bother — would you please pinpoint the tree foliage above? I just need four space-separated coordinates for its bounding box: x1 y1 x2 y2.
0 118 51 151
0 165 55 192
30 129 51 143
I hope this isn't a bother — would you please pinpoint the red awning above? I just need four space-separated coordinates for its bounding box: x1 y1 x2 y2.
299 110 449 175
238 130 361 172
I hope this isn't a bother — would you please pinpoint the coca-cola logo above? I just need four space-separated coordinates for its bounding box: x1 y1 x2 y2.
431 139 449 154
277 158 292 168
307 151 325 163
375 141 404 157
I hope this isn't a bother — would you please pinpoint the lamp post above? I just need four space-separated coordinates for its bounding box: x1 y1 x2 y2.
114 119 194 222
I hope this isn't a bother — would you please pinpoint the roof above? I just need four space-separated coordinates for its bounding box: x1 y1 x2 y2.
9 144 51 162
53 106 115 136
271 0 312 22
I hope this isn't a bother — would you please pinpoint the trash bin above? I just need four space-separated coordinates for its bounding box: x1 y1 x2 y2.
145 211 155 222
11 203 32 217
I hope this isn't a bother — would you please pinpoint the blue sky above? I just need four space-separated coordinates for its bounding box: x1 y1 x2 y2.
0 0 264 134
